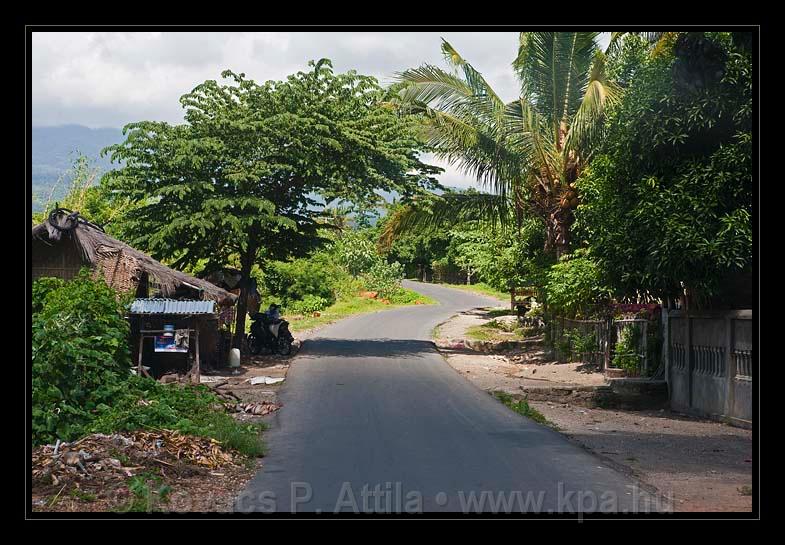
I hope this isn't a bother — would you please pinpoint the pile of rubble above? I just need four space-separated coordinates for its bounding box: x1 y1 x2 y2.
230 401 282 416
32 430 238 488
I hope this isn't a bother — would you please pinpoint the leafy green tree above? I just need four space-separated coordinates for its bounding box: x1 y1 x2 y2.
574 32 752 308
103 61 439 345
376 201 450 281
445 217 552 291
384 33 620 257
544 249 612 318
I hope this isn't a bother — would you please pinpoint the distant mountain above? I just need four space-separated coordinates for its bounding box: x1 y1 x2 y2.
31 125 124 211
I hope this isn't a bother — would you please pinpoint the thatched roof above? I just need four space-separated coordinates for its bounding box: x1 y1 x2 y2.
32 214 237 307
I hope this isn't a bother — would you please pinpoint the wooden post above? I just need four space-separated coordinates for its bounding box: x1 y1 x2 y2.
193 329 200 385
137 335 144 377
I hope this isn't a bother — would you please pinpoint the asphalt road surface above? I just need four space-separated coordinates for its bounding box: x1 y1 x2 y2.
236 281 661 514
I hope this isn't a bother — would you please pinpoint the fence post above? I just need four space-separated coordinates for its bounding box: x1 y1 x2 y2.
686 314 693 408
724 316 735 417
641 321 648 375
662 308 670 386
604 318 611 370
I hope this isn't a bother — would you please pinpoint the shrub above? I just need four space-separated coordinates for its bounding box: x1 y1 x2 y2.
612 325 642 373
362 260 404 298
288 294 331 315
564 329 598 361
386 288 421 305
31 270 132 445
333 231 379 277
31 271 265 456
545 249 611 318
32 276 66 314
261 256 338 306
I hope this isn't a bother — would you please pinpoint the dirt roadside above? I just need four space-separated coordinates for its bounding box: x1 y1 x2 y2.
434 307 754 513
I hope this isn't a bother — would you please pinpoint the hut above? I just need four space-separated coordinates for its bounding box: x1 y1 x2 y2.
32 210 238 378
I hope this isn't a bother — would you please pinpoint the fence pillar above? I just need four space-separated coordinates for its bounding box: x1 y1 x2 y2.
724 316 735 417
686 314 693 408
662 308 670 386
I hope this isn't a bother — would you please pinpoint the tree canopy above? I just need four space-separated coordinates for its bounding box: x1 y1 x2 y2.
102 59 441 343
574 32 752 308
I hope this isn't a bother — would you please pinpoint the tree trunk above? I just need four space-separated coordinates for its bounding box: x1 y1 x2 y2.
546 207 573 259
232 254 255 350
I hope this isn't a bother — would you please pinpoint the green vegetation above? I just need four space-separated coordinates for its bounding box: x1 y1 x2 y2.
435 282 509 302
119 472 171 513
102 60 440 346
385 33 619 258
492 391 550 427
32 272 264 457
32 269 133 444
31 155 137 238
287 287 435 333
575 32 752 307
611 325 642 374
378 32 751 321
563 329 598 362
464 315 539 342
545 249 611 318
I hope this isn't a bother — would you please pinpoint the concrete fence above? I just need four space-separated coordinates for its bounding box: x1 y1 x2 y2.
662 309 752 426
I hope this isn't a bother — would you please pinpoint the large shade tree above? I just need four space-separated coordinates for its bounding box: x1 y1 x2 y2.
381 32 620 258
103 60 440 346
574 32 752 309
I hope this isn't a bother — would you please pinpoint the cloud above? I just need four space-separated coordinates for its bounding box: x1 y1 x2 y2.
32 31 611 188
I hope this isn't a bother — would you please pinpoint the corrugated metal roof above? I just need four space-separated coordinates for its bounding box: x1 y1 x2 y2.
129 298 215 315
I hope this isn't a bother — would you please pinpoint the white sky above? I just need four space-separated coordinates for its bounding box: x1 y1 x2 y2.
32 32 611 189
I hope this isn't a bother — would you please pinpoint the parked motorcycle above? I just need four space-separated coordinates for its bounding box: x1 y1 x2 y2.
247 306 294 356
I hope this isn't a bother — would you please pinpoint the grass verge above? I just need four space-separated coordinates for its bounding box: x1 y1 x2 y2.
465 323 530 342
287 287 436 333
492 391 552 427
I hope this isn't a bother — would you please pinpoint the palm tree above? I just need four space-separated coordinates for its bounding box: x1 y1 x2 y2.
381 32 620 258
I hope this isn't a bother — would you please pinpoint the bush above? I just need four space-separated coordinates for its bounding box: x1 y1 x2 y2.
612 325 642 373
32 276 66 314
564 329 597 361
386 288 421 305
261 256 338 306
31 270 265 456
288 294 331 315
333 231 379 277
545 249 611 318
362 260 404 298
32 270 132 445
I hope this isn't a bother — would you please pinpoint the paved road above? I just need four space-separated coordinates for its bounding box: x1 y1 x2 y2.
236 281 659 514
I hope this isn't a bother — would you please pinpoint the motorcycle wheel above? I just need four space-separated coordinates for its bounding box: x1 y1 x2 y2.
247 334 262 355
277 337 292 356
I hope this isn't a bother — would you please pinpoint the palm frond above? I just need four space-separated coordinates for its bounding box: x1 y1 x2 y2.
377 192 511 251
398 49 522 198
441 39 505 114
563 50 622 156
513 32 600 138
503 99 561 183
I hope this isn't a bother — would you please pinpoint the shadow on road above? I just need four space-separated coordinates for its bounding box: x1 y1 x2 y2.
297 338 437 359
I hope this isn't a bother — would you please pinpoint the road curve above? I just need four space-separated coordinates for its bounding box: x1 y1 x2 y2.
235 281 659 514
